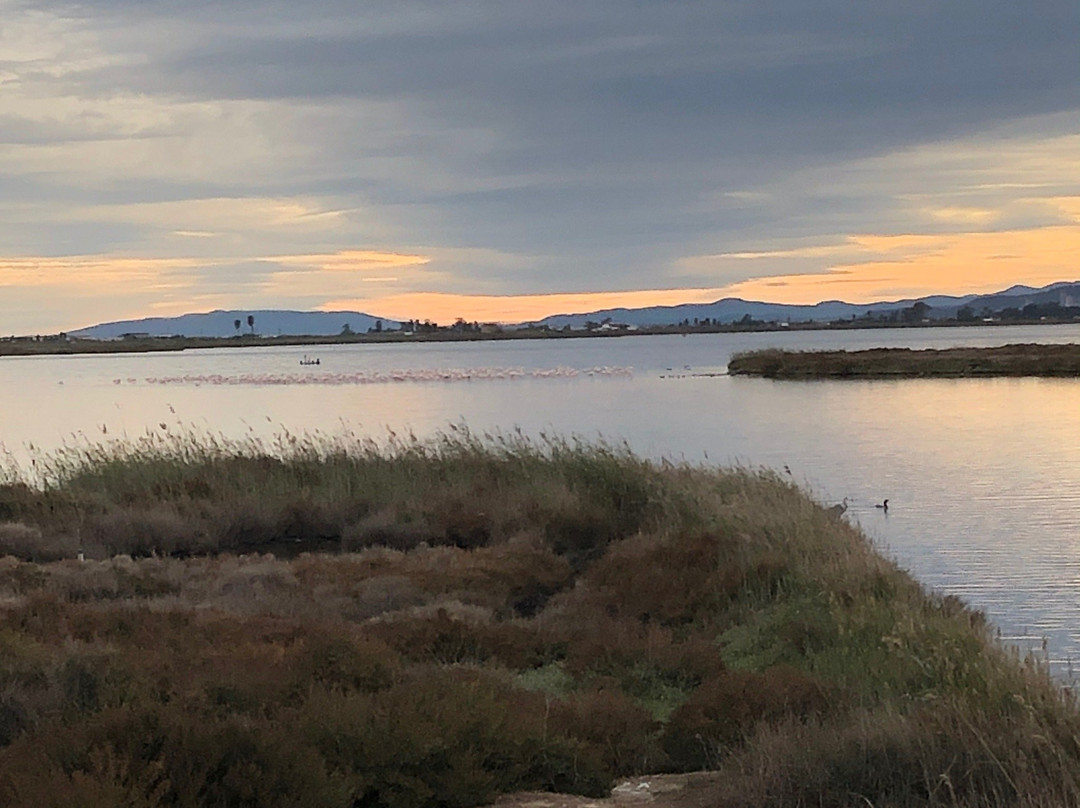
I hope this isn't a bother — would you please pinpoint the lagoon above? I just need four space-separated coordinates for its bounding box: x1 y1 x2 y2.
4 323 1080 675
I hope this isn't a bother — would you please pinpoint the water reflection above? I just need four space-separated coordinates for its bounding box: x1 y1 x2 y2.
792 376 1080 676
3 324 1080 675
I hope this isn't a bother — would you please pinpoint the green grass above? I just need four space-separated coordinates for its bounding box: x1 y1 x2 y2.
0 431 1077 806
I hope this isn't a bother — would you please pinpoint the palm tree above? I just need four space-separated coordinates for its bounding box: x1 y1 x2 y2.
233 319 241 337
247 314 255 335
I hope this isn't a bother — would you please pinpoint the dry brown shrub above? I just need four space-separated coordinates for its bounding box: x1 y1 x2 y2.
204 496 346 555
292 546 405 586
0 522 79 563
367 607 551 669
204 494 371 556
0 523 42 559
47 610 325 714
143 620 399 716
83 506 202 558
469 537 575 616
547 687 661 774
302 665 612 804
214 556 299 596
271 499 346 548
345 574 428 619
0 556 47 601
210 496 279 551
205 496 352 557
542 499 623 568
744 551 791 597
0 707 343 808
0 592 70 644
281 536 575 620
426 499 493 549
662 666 832 769
552 614 674 675
0 484 42 522
700 698 1080 808
541 609 725 695
0 692 33 747
343 510 434 552
578 531 745 626
394 537 575 616
293 632 400 694
0 739 172 808
157 554 346 619
41 563 125 603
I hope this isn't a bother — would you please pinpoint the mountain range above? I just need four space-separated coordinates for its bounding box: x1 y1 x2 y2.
70 281 1080 338
528 281 1080 329
72 310 398 339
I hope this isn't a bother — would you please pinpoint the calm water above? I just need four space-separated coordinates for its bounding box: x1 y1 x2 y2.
4 324 1080 675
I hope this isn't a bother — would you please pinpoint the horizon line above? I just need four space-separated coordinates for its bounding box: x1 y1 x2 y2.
64 278 1080 334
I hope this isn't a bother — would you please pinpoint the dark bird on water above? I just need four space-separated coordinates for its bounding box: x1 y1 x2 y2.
875 499 889 512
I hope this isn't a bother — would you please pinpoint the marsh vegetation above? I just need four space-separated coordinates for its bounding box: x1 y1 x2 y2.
0 431 1078 806
728 343 1080 378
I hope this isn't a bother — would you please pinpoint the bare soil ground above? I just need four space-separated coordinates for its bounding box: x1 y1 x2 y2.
493 773 723 808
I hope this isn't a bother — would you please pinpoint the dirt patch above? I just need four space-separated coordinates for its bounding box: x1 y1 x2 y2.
492 773 723 808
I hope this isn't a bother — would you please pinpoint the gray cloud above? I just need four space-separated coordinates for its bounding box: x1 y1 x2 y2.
5 0 1080 316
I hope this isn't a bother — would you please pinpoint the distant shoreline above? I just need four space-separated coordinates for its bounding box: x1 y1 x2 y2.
728 343 1080 379
4 316 1079 358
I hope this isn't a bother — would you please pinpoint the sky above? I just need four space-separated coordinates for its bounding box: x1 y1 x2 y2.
2 0 1079 333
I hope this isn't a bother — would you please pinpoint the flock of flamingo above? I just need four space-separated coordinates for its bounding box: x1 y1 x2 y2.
113 366 633 387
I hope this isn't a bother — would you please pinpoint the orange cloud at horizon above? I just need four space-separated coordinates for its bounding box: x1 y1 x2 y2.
0 255 200 288
264 249 430 272
723 224 1080 304
8 214 1080 334
319 288 731 324
320 222 1080 322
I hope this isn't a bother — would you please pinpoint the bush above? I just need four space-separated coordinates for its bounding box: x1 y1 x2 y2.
84 507 197 558
367 609 553 670
662 666 832 769
0 708 349 808
0 523 78 563
294 633 400 694
0 434 1078 807
548 688 661 774
577 531 744 626
304 668 610 807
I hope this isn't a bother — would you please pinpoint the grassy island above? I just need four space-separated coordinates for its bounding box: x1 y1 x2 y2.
728 343 1080 379
0 431 1078 807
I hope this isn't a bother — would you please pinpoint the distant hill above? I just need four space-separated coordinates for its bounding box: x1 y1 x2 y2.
959 281 1080 313
71 281 1080 338
72 309 398 339
527 281 1080 329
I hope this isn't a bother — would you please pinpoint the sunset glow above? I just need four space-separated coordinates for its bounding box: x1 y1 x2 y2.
0 1 1077 333
720 223 1080 305
5 216 1080 331
320 288 731 325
